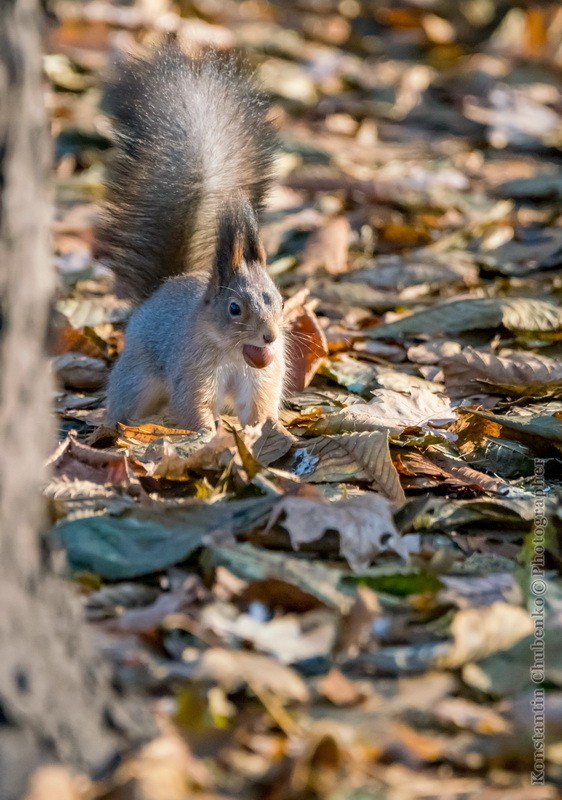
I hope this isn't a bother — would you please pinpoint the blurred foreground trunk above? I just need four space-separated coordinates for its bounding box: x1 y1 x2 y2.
0 3 152 797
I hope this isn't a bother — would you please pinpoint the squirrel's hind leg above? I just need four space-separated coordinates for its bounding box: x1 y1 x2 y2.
106 350 167 426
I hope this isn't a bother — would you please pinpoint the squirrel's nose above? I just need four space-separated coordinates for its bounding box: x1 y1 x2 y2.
263 330 276 345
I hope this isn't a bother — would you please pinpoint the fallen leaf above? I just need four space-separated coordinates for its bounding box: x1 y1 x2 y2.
467 436 536 479
117 422 201 444
292 431 405 504
367 297 562 338
299 216 350 275
317 669 367 707
51 325 107 358
268 493 410 571
480 227 562 276
308 387 455 435
439 573 521 610
202 543 352 612
111 575 203 633
318 354 379 394
442 347 562 399
53 352 108 390
57 295 131 328
469 409 562 447
85 582 160 622
200 604 336 664
194 648 309 703
424 446 510 494
118 731 215 798
52 497 274 579
464 83 562 149
125 424 236 479
497 173 562 201
51 433 129 486
238 419 296 467
431 696 510 734
436 602 534 669
312 280 404 311
347 253 478 291
285 304 329 392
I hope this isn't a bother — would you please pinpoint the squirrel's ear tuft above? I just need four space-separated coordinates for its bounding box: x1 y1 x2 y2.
212 205 239 285
213 196 263 283
242 223 265 266
231 235 244 271
256 240 267 266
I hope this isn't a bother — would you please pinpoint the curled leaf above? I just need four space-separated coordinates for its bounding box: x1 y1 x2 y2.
284 290 329 392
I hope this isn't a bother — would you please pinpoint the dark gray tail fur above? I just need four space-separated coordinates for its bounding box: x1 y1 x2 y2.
96 42 276 302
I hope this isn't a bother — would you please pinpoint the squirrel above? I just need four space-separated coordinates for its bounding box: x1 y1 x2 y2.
96 42 286 431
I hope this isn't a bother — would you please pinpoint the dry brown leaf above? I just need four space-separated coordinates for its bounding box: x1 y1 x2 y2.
234 419 296 471
140 441 197 481
147 430 235 479
424 447 509 494
284 291 329 392
295 431 405 505
238 578 325 614
121 423 236 479
230 426 263 479
394 450 451 479
335 586 382 657
51 433 129 486
449 409 504 456
111 575 203 634
436 602 534 669
250 418 297 465
299 216 351 276
317 669 367 707
200 604 336 664
380 221 431 247
194 648 309 703
117 730 215 799
387 722 448 763
349 255 477 293
117 422 200 444
268 493 410 571
45 477 131 519
51 325 107 359
47 15 112 56
53 352 108 390
309 387 455 436
442 347 562 399
432 697 510 735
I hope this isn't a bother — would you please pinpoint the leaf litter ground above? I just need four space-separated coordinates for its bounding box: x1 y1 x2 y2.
41 1 562 798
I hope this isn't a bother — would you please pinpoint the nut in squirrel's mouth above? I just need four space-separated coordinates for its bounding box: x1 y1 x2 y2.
242 344 274 369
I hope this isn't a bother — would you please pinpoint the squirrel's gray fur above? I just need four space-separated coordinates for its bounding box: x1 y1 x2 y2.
97 42 276 301
99 43 286 429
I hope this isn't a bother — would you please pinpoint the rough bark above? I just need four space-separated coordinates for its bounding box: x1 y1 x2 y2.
0 3 153 798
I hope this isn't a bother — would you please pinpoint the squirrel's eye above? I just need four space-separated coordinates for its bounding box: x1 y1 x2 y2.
229 301 241 317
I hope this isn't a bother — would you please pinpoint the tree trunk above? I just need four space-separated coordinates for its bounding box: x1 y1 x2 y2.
0 3 153 797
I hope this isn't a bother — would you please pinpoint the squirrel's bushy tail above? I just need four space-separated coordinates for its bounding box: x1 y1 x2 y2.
96 42 276 302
